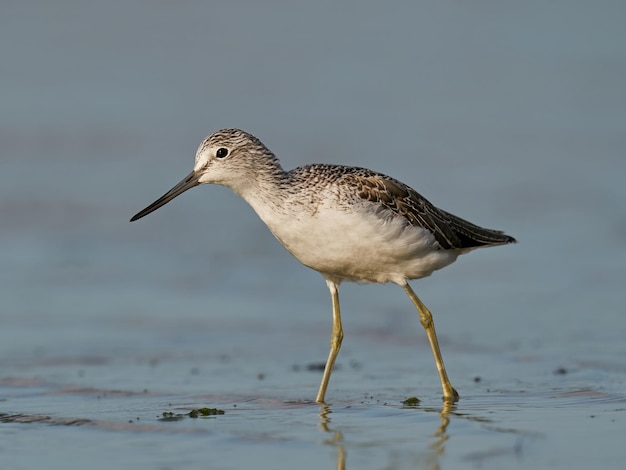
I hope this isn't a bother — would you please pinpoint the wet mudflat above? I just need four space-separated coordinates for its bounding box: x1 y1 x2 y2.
1 300 624 470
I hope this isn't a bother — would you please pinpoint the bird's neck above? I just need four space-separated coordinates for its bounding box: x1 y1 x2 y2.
230 159 290 216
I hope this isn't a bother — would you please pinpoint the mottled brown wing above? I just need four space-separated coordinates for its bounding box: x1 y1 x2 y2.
346 173 516 250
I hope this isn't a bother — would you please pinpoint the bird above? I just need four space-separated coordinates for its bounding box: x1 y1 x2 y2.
130 128 516 403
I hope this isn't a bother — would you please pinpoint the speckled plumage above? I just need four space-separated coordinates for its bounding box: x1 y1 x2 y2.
131 128 516 403
287 164 514 250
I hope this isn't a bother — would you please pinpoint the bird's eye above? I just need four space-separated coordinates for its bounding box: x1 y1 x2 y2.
216 148 229 159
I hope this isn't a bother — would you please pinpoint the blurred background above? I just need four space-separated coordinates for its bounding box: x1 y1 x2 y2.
2 0 624 364
1 1 625 468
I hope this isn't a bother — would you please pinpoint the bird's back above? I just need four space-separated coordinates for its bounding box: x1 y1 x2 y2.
287 164 516 252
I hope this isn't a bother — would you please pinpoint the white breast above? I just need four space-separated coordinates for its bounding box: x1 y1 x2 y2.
246 195 459 285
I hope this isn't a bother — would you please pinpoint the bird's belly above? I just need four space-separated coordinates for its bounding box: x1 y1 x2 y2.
264 207 458 284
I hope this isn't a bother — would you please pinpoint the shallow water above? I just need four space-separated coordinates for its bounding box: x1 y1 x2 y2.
2 1 626 469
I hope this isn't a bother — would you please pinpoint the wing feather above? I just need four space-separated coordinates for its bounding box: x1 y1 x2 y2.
342 172 516 250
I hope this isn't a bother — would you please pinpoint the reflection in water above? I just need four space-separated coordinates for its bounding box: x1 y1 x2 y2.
424 401 455 470
319 404 346 470
318 402 455 470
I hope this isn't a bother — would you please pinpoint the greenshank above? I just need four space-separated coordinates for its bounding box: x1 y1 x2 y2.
131 128 516 403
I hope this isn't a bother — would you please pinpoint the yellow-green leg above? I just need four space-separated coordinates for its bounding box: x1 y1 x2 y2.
316 279 343 403
402 283 459 402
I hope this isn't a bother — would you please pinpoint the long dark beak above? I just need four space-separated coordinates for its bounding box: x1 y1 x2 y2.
130 170 201 222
